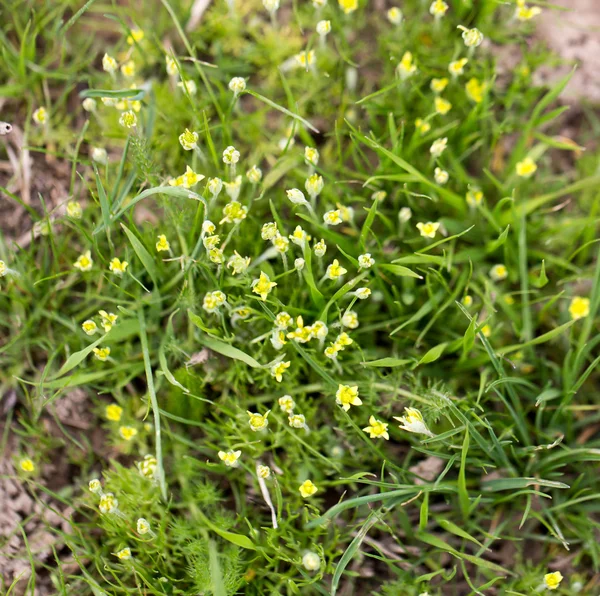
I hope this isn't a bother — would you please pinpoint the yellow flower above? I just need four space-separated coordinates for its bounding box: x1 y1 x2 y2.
569 296 590 321
416 222 440 239
336 332 353 346
82 320 97 336
393 407 433 437
466 188 483 207
74 250 93 272
221 201 248 224
252 271 277 300
430 137 447 157
435 96 452 115
387 7 402 25
429 0 448 17
481 324 492 338
102 53 118 73
314 239 327 257
434 168 449 185
257 465 271 479
336 384 362 411
165 56 178 76
106 404 123 422
295 50 316 69
115 548 132 560
305 174 324 199
228 76 246 95
299 479 318 498
341 311 359 329
430 77 449 93
448 58 468 77
397 51 417 80
119 425 138 441
288 413 306 428
278 394 295 413
99 492 118 514
127 28 144 45
19 458 35 472
0 261 7 277
323 209 343 225
88 478 102 493
247 410 270 432
137 454 158 478
66 201 82 219
218 449 241 467
169 165 204 189
316 20 331 36
504 294 515 305
119 110 137 129
363 416 389 439
465 78 485 103
156 234 170 252
462 295 473 307
415 118 431 135
458 25 484 48
227 251 251 275
137 518 151 534
516 2 542 21
99 310 118 333
222 145 240 165
179 128 198 151
275 312 292 329
270 360 290 382
516 157 537 178
109 257 129 276
304 146 319 166
338 0 358 14
543 571 563 591
490 264 508 281
120 60 136 78
261 222 279 241
93 347 111 361
326 259 347 280
247 165 262 183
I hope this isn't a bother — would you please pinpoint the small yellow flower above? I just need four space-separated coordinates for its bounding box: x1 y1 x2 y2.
74 250 93 272
313 239 327 257
227 251 251 275
387 7 402 25
98 310 118 333
481 324 492 338
137 454 158 478
458 25 484 48
270 360 291 382
165 56 178 76
516 157 537 178
288 413 306 428
295 50 316 69
336 332 353 347
287 188 308 206
252 271 277 300
218 449 241 467
430 77 449 93
434 167 449 185
0 261 7 277
93 347 111 361
102 53 118 73
569 296 590 321
99 492 119 514
462 295 473 307
397 51 417 80
247 410 270 432
119 425 138 441
336 384 362 411
127 28 144 45
363 416 389 439
19 458 35 472
303 551 321 571
222 145 240 165
179 128 198 151
261 222 279 241
177 78 198 96
278 394 295 413
222 201 248 224
82 98 96 112
323 209 343 225
109 257 129 276
466 188 483 207
120 60 136 77
448 58 468 77
66 201 82 219
490 264 508 281
299 479 318 498
156 234 170 252
338 0 358 14
247 165 262 183
435 96 452 115
416 222 440 239
106 404 123 422
305 174 324 199
88 478 102 493
516 2 542 21
393 407 433 437
504 294 515 306
257 465 271 479
543 571 563 591
137 518 151 534
429 0 448 17
415 118 431 135
304 146 319 166
82 320 97 335
430 137 447 157
119 110 137 129
341 311 358 329
115 548 132 560
316 20 331 35
326 259 347 280
228 77 246 95
358 253 375 269
465 78 485 103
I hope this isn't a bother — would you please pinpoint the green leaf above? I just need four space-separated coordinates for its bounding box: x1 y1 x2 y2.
80 88 146 100
196 510 257 550
120 223 159 288
193 328 262 368
378 263 423 279
416 343 447 366
246 90 318 133
486 225 510 253
482 477 570 492
437 519 485 549
496 320 575 356
359 198 378 251
457 428 470 519
362 357 411 368
535 260 549 288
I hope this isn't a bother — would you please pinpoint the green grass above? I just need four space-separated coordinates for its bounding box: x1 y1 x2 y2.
1 0 599 594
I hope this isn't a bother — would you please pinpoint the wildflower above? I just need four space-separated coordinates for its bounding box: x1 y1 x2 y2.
435 97 452 115
169 166 204 189
202 221 216 237
82 320 98 336
228 77 246 96
177 79 198 96
0 261 6 277
399 207 412 222
209 247 223 262
275 312 293 329
165 55 178 75
463 295 473 307
299 479 318 498
263 0 279 12
106 404 123 422
543 571 563 591
326 259 347 280
109 257 129 277
102 53 118 72
430 137 447 157
504 295 515 305
252 271 277 300
431 77 449 93
387 7 402 25
516 157 537 178
98 310 117 333
430 0 448 18
338 203 354 222
416 222 440 239
397 51 417 80
270 360 290 382
99 492 119 514
137 454 158 478
394 407 434 437
363 416 389 439
74 250 93 272
93 347 111 361
119 110 137 129
119 426 138 441
290 225 311 249
207 177 223 198
279 394 295 413
231 306 251 323
295 50 316 69
312 320 329 341
19 458 35 472
273 234 290 253
295 258 305 270
92 147 108 164
354 287 371 300
516 1 542 21
458 25 484 48
481 324 492 338
247 410 270 432
305 174 324 199
227 252 251 275
316 20 331 35
89 479 102 493
314 239 327 257
288 413 306 428
490 264 508 281
101 96 117 107
448 58 468 77
137 518 151 535
286 188 309 206
82 98 96 112
466 188 483 207
257 465 271 479
358 253 375 269
270 329 286 350
324 344 341 360
247 165 262 183
338 0 357 14
115 548 132 560
323 210 343 226
569 296 590 321
203 291 227 313
203 235 221 250
434 168 449 185
287 316 314 343
465 78 485 103
66 201 82 219
156 234 170 252
121 60 136 77
127 28 144 45
372 190 387 201
218 449 241 468
222 201 248 224
305 146 319 166
303 551 321 571
262 222 279 240
341 311 358 329
336 331 353 346
179 128 199 151
336 384 362 411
